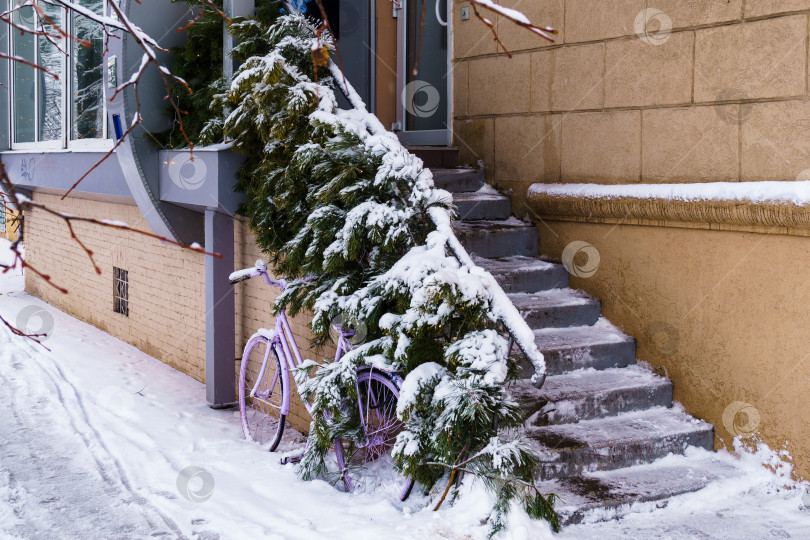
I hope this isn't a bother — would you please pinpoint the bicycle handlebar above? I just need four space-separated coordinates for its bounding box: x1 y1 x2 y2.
229 260 287 289
228 269 258 284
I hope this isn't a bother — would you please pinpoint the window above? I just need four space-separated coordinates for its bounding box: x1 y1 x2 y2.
71 1 106 141
9 0 109 149
113 266 129 316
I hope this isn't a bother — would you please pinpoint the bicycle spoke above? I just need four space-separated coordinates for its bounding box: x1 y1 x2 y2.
338 372 411 496
240 338 287 450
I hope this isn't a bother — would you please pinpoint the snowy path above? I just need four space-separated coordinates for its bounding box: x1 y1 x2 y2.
0 339 182 538
2 238 810 539
0 242 495 540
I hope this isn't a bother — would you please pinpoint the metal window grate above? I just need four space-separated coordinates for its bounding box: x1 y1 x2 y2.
0 192 7 234
113 267 129 317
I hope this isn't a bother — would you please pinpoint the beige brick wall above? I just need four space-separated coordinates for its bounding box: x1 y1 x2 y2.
25 193 207 380
234 217 337 433
453 0 810 210
24 194 333 434
1 190 19 241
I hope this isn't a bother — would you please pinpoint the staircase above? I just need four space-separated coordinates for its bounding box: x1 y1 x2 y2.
416 148 739 526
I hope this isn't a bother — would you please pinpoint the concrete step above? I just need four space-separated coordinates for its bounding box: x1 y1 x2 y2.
432 167 486 193
542 450 742 526
514 319 637 377
475 255 568 293
454 218 539 258
508 289 601 329
410 146 459 169
511 365 673 426
441 163 721 526
452 187 511 220
526 407 715 480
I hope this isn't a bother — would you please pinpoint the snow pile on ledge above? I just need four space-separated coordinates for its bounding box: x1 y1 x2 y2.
529 181 810 206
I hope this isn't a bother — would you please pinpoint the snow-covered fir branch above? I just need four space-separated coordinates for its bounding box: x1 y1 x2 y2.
209 12 556 534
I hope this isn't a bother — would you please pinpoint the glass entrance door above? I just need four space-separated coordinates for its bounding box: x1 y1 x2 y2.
396 0 450 146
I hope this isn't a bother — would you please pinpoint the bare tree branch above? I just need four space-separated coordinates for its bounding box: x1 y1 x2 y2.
0 1 230 344
0 313 51 350
0 160 220 296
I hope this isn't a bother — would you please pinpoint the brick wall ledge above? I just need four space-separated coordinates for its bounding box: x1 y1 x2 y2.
526 182 810 237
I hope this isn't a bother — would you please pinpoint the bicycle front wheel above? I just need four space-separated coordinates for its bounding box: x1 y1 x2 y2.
334 370 415 501
239 333 287 451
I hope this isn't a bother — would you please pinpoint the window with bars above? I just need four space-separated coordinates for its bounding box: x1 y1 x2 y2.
113 267 129 317
0 190 8 233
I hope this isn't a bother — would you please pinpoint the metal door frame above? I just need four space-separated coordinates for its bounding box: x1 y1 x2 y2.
394 0 452 146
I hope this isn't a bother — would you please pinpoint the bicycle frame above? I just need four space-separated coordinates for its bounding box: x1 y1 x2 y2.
233 262 355 419
233 261 414 498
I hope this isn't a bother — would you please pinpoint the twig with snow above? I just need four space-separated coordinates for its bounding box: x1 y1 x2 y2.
468 0 556 57
0 1 228 343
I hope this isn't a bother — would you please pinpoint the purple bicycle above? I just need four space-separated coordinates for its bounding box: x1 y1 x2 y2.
230 260 414 500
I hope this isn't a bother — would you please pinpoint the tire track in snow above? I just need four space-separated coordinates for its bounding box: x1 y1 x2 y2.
0 328 189 539
0 349 159 538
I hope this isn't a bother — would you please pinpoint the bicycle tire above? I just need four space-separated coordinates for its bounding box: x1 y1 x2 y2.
239 333 287 452
334 370 415 501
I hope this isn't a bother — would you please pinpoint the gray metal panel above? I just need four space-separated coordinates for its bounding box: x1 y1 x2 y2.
205 209 236 407
223 0 255 81
398 129 451 146
337 0 373 107
158 148 245 214
1 151 133 199
105 0 204 245
216 148 247 212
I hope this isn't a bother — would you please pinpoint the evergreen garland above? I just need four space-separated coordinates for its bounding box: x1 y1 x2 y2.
156 0 282 148
204 12 558 536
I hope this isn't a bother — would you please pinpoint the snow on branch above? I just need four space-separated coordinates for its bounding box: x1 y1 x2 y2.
468 0 557 56
62 0 199 198
0 1 230 343
2 1 224 197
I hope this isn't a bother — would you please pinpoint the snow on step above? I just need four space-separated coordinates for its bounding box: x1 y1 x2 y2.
441 171 724 523
507 288 601 328
474 255 568 293
541 449 742 526
526 407 715 480
431 167 485 193
513 318 636 377
452 187 511 221
511 365 673 425
453 217 539 259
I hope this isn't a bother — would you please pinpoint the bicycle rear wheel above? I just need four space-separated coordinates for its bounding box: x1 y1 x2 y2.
334 370 415 501
239 333 287 451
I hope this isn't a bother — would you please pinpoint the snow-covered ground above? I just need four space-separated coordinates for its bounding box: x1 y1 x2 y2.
1 238 810 539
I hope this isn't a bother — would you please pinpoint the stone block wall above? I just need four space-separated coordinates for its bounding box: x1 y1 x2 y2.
454 1 810 476
453 0 810 210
